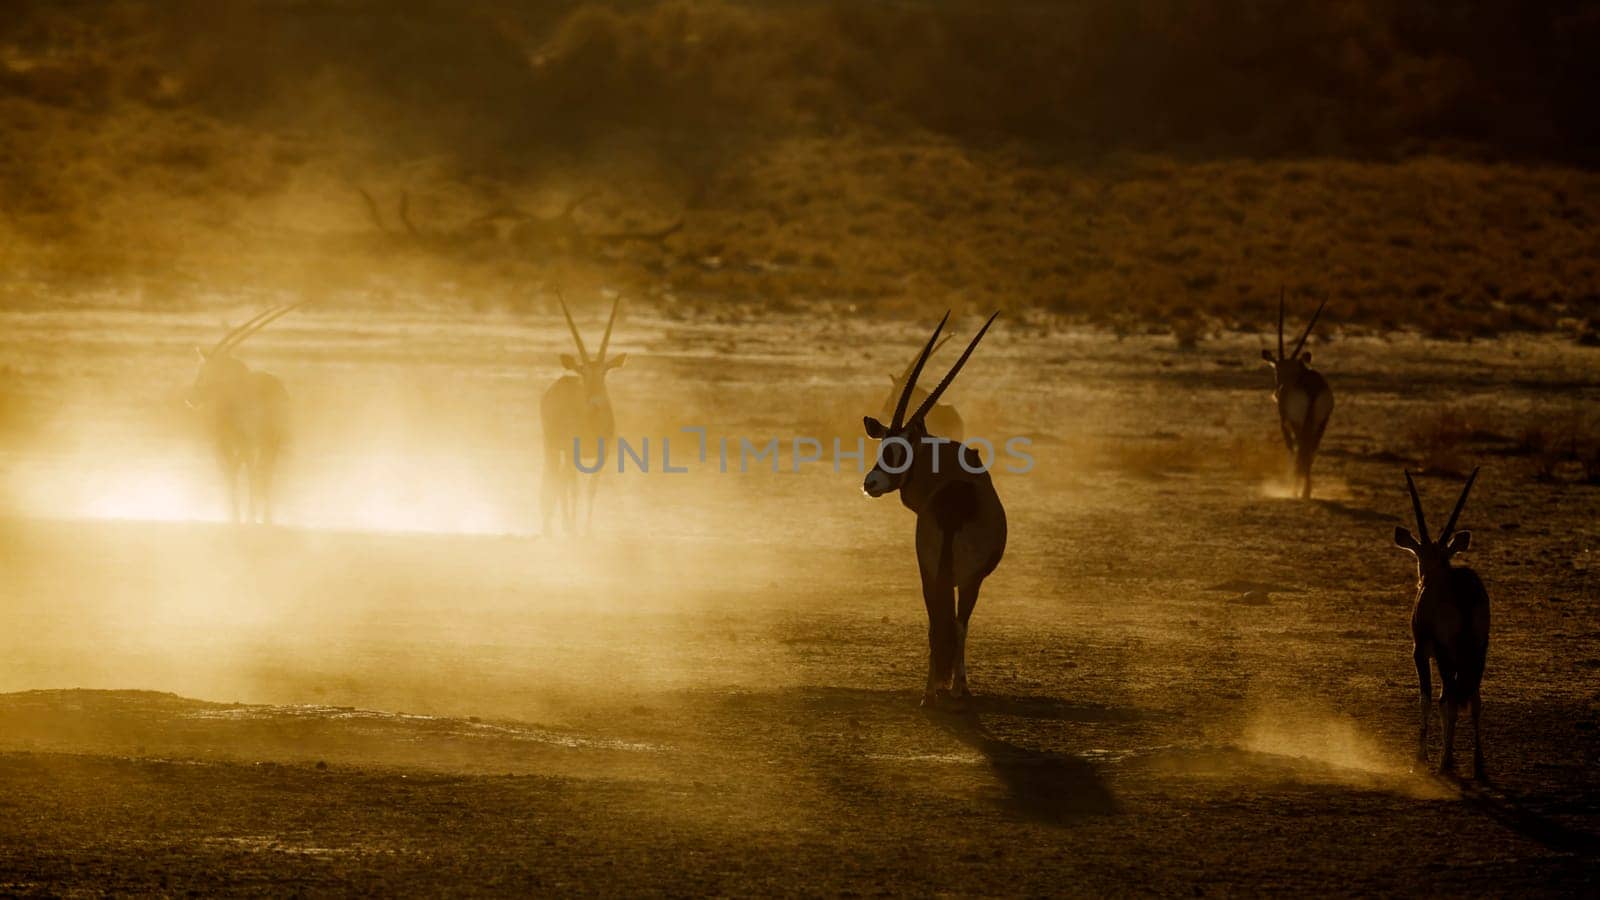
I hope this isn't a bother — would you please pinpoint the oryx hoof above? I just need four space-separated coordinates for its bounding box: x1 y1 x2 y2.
1438 756 1456 775
919 691 940 708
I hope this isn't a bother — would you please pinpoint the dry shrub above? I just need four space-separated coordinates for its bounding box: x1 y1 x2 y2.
13 0 1600 168
2 1 1600 335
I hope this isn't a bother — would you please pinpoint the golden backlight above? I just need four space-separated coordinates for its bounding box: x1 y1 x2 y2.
1 0 1597 893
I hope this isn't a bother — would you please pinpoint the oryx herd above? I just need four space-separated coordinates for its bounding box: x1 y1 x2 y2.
184 292 1493 777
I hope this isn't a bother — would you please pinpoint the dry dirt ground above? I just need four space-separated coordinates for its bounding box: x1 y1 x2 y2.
0 306 1598 895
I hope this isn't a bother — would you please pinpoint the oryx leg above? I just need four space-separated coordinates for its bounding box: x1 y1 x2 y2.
244 462 256 524
217 451 241 523
255 447 279 525
583 470 601 535
1297 416 1328 500
1413 645 1431 762
562 479 576 534
1279 418 1300 492
1440 691 1460 774
540 445 562 536
952 576 984 699
1470 692 1485 780
919 567 956 707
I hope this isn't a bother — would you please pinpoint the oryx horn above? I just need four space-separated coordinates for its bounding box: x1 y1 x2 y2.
1404 470 1431 544
557 288 590 365
895 334 952 386
214 300 309 355
597 294 621 362
909 311 999 426
892 311 950 429
1290 296 1328 359
1441 466 1479 539
1277 288 1285 359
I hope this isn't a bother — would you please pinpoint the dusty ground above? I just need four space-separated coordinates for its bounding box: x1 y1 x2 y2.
1 306 1598 894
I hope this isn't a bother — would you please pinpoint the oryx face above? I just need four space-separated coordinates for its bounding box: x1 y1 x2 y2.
556 290 625 415
862 416 927 497
187 301 307 410
1394 468 1478 581
187 348 242 410
862 310 998 499
1396 527 1471 580
1261 349 1312 389
1262 291 1327 384
561 352 626 411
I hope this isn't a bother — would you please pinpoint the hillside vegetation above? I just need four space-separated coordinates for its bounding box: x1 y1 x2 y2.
1 0 1597 336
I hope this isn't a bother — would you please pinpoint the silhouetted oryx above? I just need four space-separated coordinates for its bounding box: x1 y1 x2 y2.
188 302 306 523
541 291 625 535
863 311 1005 706
1396 468 1490 778
1261 292 1333 498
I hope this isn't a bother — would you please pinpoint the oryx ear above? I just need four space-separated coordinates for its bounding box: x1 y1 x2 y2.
1394 526 1421 551
560 353 580 371
194 344 208 361
1261 349 1275 364
1300 351 1312 365
863 416 888 439
605 352 627 370
1446 530 1471 555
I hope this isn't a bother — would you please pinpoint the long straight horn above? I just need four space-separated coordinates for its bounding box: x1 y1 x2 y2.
1290 296 1328 358
910 311 999 425
1404 470 1431 544
892 311 950 429
1277 288 1285 360
556 288 589 364
597 294 621 362
219 300 309 354
212 305 285 355
1441 466 1480 538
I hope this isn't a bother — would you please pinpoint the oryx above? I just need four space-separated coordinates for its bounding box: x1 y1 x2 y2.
863 311 1005 706
1395 468 1491 779
1261 292 1333 499
541 291 625 535
880 333 964 442
187 302 306 524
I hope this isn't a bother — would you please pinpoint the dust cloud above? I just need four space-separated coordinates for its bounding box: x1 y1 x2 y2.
2 4 1599 893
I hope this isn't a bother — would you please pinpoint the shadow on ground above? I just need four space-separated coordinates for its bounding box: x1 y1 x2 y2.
1460 781 1600 858
931 706 1119 821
